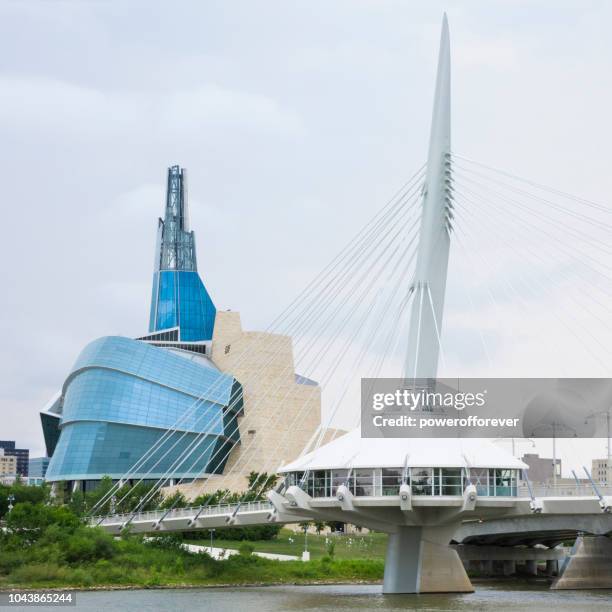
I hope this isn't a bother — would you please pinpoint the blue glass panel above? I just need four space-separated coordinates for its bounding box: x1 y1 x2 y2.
68 336 233 405
155 271 178 330
149 271 216 342
45 336 243 482
62 369 224 435
177 271 216 341
46 421 219 481
148 272 159 333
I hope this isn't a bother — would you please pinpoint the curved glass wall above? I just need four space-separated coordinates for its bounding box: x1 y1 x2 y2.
45 336 242 482
286 467 519 498
149 270 216 341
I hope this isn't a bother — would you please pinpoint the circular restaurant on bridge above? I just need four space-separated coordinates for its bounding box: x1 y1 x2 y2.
280 430 527 499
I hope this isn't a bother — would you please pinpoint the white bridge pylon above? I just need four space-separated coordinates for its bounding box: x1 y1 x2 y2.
405 13 452 381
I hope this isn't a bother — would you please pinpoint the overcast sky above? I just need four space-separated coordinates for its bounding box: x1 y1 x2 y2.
1 1 611 473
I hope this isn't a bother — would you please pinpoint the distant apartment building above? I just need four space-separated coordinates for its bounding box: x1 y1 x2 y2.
592 458 612 485
0 441 29 477
0 449 17 476
28 457 50 479
520 453 561 484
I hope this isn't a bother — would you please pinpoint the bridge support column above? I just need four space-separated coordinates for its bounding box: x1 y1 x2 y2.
503 560 516 576
552 536 612 590
480 560 493 576
525 560 538 576
383 525 473 594
546 560 558 576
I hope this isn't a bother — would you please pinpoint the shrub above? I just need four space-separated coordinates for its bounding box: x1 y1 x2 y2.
239 543 254 557
10 562 66 584
6 503 81 542
159 492 188 509
145 534 184 550
0 482 50 518
184 524 281 541
0 550 27 575
92 559 127 585
326 540 336 559
64 528 115 563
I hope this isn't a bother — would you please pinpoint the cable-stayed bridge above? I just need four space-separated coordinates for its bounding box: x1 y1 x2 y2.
84 15 612 593
92 485 612 537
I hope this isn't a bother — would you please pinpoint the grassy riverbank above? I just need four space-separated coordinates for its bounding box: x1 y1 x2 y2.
0 535 383 589
190 528 389 560
0 494 384 590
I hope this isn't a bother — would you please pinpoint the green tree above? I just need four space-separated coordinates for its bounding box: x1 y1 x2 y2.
159 492 188 510
192 489 239 506
83 476 115 515
6 503 81 543
246 472 278 499
68 490 86 516
298 521 312 531
0 482 50 518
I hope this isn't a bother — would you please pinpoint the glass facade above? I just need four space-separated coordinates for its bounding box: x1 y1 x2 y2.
29 457 50 478
148 165 217 342
44 336 243 482
149 270 216 341
41 413 61 457
287 467 519 498
47 422 223 481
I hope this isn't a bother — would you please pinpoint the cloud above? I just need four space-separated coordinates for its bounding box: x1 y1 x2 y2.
454 39 520 71
0 77 304 140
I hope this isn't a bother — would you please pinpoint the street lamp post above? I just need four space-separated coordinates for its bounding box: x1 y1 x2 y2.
585 406 611 483
526 422 577 487
302 524 310 561
209 528 215 554
550 422 556 487
7 494 15 514
493 438 535 459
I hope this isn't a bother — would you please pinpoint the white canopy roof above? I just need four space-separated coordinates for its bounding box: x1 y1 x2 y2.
279 429 527 472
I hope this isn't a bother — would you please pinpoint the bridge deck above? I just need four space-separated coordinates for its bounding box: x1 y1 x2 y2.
89 483 612 535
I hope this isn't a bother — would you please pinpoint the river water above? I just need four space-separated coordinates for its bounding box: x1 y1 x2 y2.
30 583 612 611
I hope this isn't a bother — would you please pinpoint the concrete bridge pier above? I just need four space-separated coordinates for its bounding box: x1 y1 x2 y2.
383 524 473 594
524 560 538 576
552 536 612 590
480 560 494 576
503 560 516 576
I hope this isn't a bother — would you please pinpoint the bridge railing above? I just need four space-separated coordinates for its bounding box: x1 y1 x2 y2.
518 483 612 498
90 500 274 526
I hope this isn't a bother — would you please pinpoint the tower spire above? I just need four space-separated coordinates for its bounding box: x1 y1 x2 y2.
148 165 217 341
158 165 196 272
404 15 452 381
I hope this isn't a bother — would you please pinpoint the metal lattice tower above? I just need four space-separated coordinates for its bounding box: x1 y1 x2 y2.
157 165 197 272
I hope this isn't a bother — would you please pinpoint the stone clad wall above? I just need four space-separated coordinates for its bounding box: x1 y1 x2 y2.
174 310 322 498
